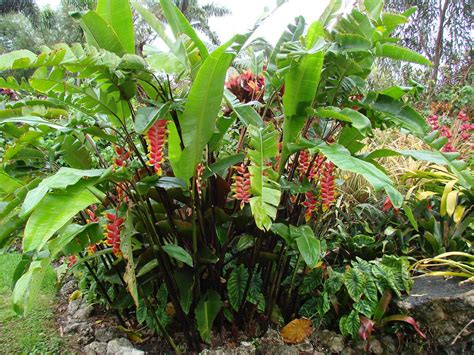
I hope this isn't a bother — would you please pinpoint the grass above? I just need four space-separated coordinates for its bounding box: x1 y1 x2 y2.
0 253 63 353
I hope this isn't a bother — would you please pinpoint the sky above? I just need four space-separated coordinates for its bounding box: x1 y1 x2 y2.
35 0 352 45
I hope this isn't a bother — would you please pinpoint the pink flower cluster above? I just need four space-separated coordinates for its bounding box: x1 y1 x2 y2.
233 163 251 208
321 161 335 211
105 212 124 257
146 119 167 175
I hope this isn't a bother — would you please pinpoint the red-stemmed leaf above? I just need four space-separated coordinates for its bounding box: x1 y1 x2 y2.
382 315 426 339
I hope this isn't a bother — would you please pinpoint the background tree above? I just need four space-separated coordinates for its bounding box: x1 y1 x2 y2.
384 0 472 91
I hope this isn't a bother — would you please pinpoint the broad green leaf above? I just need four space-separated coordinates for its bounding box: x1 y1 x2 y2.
446 191 458 217
440 180 456 217
403 205 418 231
0 50 37 70
280 28 324 171
159 0 208 59
131 1 173 48
96 0 135 53
195 290 222 343
293 225 321 268
23 184 100 252
202 153 244 179
317 143 403 207
136 259 158 277
314 107 371 135
336 33 372 52
265 16 305 93
0 115 69 132
145 50 186 75
319 0 343 27
453 205 465 224
375 43 432 66
224 89 264 127
271 223 293 247
364 0 383 19
174 269 194 314
228 264 249 311
339 310 361 339
162 244 193 267
361 93 429 137
121 214 139 307
176 37 240 180
134 103 170 134
58 134 92 169
236 235 255 252
20 167 105 217
79 11 126 55
382 12 408 32
247 125 281 230
0 170 23 194
13 259 49 315
48 223 96 258
344 267 366 301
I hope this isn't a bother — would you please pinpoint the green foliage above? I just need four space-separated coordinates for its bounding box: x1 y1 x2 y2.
247 124 281 230
0 0 449 350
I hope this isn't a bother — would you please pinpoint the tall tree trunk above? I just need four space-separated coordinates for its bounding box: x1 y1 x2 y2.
430 0 450 90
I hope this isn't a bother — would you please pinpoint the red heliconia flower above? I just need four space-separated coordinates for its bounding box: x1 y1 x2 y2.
321 161 335 211
427 114 439 131
382 196 399 213
86 204 99 223
0 88 17 100
87 244 97 255
457 111 468 122
115 182 129 204
298 150 310 178
383 196 393 212
309 154 325 181
460 123 473 141
225 69 265 103
104 212 124 257
114 145 131 167
233 163 251 208
67 255 77 268
440 125 452 138
275 142 283 171
442 141 456 153
146 119 167 175
302 191 318 221
195 163 205 198
349 94 364 111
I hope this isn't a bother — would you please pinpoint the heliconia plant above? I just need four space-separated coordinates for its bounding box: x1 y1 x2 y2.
0 0 471 351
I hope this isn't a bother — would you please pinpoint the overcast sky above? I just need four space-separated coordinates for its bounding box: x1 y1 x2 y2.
35 0 352 45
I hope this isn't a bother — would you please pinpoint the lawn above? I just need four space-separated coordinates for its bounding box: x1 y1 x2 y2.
0 253 63 353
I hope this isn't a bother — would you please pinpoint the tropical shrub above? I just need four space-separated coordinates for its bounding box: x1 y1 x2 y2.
1 0 471 351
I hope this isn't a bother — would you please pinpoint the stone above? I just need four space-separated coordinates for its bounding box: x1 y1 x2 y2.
368 339 383 354
260 328 284 345
312 330 345 353
397 276 474 348
258 344 298 354
85 341 108 354
106 338 144 355
67 298 82 316
295 340 313 354
72 300 94 319
59 279 77 299
63 321 92 335
381 335 397 354
95 327 124 342
200 342 256 355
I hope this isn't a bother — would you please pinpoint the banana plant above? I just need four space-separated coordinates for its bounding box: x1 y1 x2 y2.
0 0 456 350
